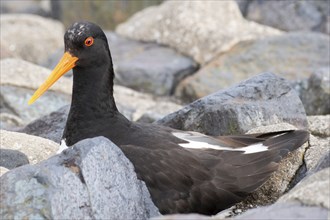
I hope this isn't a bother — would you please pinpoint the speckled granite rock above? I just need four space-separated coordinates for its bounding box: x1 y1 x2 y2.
308 115 330 137
0 137 160 219
116 0 281 64
0 149 29 170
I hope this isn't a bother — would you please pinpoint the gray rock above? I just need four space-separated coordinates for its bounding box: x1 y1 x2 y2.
296 68 330 115
18 105 70 143
175 33 330 102
116 0 281 64
0 14 64 64
1 85 71 124
307 115 330 137
313 153 330 173
304 135 330 172
0 137 160 219
278 168 330 209
0 149 29 169
157 73 308 136
0 167 9 177
0 130 59 165
0 113 23 130
235 203 328 220
244 0 329 35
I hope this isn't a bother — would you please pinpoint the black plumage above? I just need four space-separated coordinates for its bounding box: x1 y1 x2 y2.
29 21 309 215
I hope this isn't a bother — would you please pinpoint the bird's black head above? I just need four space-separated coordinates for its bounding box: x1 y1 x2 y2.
64 21 111 68
29 21 114 104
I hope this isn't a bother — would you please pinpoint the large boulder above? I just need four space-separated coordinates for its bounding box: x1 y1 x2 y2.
116 0 281 64
157 73 308 136
0 137 160 219
175 33 330 102
0 14 64 64
242 0 330 35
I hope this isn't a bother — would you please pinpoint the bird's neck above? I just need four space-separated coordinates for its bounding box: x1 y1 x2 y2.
62 64 121 145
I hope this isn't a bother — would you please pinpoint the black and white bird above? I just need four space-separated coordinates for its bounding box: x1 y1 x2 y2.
29 21 309 215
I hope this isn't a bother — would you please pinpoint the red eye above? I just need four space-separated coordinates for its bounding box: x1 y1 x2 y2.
84 37 94 47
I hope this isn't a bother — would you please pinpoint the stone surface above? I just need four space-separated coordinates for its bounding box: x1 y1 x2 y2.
0 14 64 64
157 73 308 136
244 0 330 35
235 203 328 220
108 32 198 95
0 130 59 164
18 105 70 143
231 123 308 211
308 115 330 137
304 135 330 172
0 137 160 219
295 68 330 115
0 149 29 169
278 168 330 209
0 113 23 130
313 153 330 173
116 0 281 64
175 33 330 102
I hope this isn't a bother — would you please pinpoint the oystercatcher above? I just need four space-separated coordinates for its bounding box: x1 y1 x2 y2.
28 21 309 215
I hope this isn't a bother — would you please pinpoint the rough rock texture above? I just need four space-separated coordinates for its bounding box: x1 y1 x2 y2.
0 130 59 164
304 135 330 172
0 167 9 177
175 33 330 102
0 14 64 64
244 0 330 35
308 115 330 137
116 0 281 64
108 32 198 95
157 73 308 136
278 168 330 209
313 153 330 173
0 137 160 219
0 149 29 169
17 105 70 143
294 68 330 115
235 203 328 220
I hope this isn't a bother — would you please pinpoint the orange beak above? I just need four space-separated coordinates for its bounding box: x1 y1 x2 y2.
28 52 78 105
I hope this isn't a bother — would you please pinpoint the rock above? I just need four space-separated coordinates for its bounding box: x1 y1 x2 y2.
0 113 23 130
0 59 72 123
108 32 198 95
18 105 70 143
278 168 330 209
0 0 52 17
0 149 29 169
0 130 59 164
0 14 64 64
244 0 330 35
152 213 211 220
157 73 308 136
231 123 308 211
295 68 330 115
313 153 330 173
0 137 160 219
116 0 281 64
308 115 330 137
175 33 330 102
0 167 9 177
235 203 328 220
304 135 330 172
